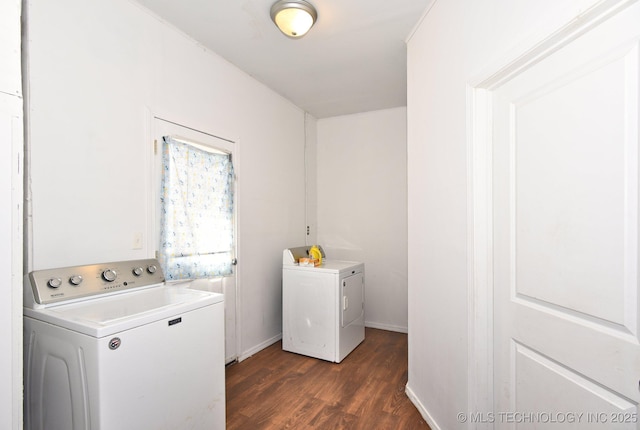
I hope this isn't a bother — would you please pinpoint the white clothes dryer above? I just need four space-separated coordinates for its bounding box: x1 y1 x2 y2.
282 246 365 363
23 259 225 430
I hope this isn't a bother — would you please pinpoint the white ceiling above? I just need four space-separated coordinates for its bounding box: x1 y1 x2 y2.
131 0 430 118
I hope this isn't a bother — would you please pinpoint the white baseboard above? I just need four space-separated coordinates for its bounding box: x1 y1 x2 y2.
405 383 441 430
365 321 408 334
237 333 282 362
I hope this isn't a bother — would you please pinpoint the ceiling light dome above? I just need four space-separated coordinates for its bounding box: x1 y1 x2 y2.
270 0 317 38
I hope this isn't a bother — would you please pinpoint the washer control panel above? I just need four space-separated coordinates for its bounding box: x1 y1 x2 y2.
26 259 166 306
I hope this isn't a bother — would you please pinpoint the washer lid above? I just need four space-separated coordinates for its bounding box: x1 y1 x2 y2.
23 285 223 338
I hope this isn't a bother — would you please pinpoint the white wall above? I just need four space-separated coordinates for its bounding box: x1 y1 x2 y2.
305 113 318 245
0 1 23 428
406 0 607 428
317 107 408 332
26 0 306 358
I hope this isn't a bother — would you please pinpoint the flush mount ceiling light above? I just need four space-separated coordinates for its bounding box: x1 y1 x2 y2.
270 0 317 39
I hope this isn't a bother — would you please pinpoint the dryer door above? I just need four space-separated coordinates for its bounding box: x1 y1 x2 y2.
341 272 363 327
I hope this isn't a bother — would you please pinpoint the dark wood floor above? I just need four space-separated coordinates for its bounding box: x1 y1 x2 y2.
225 328 430 429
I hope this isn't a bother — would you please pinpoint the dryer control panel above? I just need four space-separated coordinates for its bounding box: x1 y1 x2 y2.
283 245 326 265
25 258 166 307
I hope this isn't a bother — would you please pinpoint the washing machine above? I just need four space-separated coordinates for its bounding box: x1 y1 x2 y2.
282 246 365 363
23 258 225 430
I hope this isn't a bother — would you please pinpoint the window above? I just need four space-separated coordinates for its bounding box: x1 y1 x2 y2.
159 136 234 280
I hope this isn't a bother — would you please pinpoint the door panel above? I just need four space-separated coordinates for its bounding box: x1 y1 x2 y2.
514 343 635 428
513 55 629 325
186 276 237 364
153 117 238 363
493 1 640 424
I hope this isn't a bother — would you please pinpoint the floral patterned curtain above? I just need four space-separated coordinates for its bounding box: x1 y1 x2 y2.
159 136 234 280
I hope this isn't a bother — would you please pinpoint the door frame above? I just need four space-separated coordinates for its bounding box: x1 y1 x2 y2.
144 107 242 364
466 0 636 426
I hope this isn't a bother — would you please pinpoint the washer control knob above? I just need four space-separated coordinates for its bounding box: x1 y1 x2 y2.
147 265 157 274
69 275 83 286
132 267 144 276
102 269 117 282
47 278 62 289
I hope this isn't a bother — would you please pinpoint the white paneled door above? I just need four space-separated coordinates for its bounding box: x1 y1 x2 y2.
492 1 640 427
153 117 238 364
